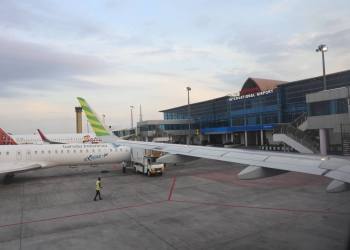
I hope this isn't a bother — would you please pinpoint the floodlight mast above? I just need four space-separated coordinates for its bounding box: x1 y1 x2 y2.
316 44 328 90
186 86 191 145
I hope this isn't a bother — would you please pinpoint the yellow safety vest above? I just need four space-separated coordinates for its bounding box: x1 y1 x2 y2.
96 180 101 191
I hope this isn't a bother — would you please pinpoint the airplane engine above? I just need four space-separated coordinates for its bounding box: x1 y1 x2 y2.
156 154 198 164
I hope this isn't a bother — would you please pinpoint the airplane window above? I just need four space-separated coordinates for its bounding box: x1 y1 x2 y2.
27 151 31 155
41 150 45 154
17 152 21 155
67 150 70 153
48 150 51 154
86 149 89 153
80 150 83 153
92 149 95 153
55 150 58 154
61 150 64 154
110 149 113 152
6 152 9 155
0 152 1 156
34 151 38 154
73 150 76 153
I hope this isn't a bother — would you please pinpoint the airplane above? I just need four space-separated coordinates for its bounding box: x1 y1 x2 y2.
77 97 350 193
0 129 130 180
1 129 101 145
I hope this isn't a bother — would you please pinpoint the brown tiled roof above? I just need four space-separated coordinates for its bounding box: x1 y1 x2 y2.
248 78 287 91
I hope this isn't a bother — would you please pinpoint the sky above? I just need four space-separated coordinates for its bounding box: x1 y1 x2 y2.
1 0 349 134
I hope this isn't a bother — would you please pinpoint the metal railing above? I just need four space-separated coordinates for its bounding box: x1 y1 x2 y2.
291 112 307 128
273 123 319 153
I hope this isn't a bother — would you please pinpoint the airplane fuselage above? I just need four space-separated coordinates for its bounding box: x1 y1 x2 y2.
0 143 131 173
11 133 100 145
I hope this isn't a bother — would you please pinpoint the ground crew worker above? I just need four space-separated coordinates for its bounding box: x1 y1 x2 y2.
94 177 102 201
122 161 126 173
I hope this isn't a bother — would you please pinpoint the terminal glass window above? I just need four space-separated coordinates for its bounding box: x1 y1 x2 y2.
309 101 331 116
336 98 348 114
232 117 244 126
309 98 348 116
263 113 278 124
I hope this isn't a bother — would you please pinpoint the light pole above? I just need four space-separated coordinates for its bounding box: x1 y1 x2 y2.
130 106 134 129
244 97 247 147
316 44 328 90
228 96 233 143
186 86 191 145
228 97 233 127
316 44 328 155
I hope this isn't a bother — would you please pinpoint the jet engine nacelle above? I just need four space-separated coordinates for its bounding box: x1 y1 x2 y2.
156 154 198 164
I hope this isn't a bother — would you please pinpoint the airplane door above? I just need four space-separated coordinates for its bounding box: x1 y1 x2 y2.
16 150 22 161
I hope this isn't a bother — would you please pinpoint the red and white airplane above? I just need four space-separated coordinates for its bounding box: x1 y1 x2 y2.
0 128 101 145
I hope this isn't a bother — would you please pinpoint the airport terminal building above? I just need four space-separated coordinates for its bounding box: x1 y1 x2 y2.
136 70 350 155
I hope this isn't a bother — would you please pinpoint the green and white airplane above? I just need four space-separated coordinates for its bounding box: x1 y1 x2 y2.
78 97 350 193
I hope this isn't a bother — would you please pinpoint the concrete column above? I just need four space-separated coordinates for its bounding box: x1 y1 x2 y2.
260 130 264 146
225 133 228 143
231 133 234 143
244 131 248 147
319 128 327 155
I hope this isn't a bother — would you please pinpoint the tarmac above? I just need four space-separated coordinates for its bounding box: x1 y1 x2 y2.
0 158 349 250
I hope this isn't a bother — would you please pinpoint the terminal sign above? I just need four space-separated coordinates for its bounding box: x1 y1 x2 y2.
230 89 274 101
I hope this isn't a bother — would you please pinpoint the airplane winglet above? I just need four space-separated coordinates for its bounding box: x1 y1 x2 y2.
77 97 111 136
0 128 17 145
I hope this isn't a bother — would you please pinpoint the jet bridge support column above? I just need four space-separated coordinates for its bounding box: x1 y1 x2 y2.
320 128 327 155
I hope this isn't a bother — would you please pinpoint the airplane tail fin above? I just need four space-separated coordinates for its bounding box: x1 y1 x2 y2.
37 129 64 144
37 129 50 144
0 128 17 145
77 97 111 137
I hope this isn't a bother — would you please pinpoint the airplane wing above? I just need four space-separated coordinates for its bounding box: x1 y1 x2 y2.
0 162 42 174
77 97 350 192
109 139 343 176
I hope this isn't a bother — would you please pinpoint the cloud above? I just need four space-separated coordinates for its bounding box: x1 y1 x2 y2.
0 37 108 96
288 28 350 51
194 15 212 29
